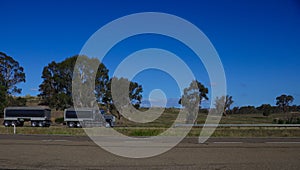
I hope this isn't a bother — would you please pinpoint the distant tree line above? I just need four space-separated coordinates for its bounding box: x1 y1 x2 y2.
227 94 297 116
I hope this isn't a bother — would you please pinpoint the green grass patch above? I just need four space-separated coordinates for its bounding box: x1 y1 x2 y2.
114 127 300 137
128 128 163 136
0 126 86 136
188 127 300 137
1 126 300 137
115 112 300 127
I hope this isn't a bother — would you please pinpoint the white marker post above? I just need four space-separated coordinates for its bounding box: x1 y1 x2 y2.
13 124 16 134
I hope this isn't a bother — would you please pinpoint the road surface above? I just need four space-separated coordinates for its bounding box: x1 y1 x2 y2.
0 134 299 169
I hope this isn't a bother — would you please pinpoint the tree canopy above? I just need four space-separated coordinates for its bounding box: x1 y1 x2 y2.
39 55 143 113
72 56 109 108
276 94 294 113
0 52 25 95
39 55 110 110
215 95 234 116
257 104 272 116
178 80 208 123
39 55 108 109
103 77 143 119
0 52 26 115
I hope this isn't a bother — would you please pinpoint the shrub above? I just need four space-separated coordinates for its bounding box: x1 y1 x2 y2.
277 119 285 124
55 117 64 124
263 111 271 117
285 117 300 124
273 118 279 124
129 129 163 136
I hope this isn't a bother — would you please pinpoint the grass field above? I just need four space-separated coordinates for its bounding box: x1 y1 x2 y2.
1 126 300 137
114 111 300 127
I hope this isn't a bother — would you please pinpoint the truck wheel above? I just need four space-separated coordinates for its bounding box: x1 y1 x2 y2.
105 122 110 128
19 121 24 127
31 121 37 127
68 122 75 128
38 122 44 127
106 120 113 127
76 122 81 128
11 121 17 126
45 122 50 127
109 122 114 127
4 121 11 127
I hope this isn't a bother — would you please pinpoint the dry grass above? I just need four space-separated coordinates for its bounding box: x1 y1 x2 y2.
2 126 298 137
0 126 86 136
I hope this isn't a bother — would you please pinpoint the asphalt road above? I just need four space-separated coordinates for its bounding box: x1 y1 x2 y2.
0 134 300 169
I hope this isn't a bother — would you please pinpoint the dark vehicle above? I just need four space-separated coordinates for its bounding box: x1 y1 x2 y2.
101 110 115 127
3 107 51 127
64 108 115 128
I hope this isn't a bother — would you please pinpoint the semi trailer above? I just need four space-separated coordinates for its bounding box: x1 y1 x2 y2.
3 107 51 127
64 108 115 128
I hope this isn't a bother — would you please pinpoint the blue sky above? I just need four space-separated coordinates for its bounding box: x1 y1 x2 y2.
1 0 300 107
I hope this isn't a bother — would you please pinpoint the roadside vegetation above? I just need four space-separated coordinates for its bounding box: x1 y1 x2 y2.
1 109 299 137
1 125 300 137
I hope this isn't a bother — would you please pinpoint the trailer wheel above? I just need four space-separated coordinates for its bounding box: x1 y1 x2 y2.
19 121 24 127
31 121 37 127
106 120 113 127
76 122 81 128
105 122 110 128
38 122 44 127
11 121 18 126
68 122 75 128
4 121 11 127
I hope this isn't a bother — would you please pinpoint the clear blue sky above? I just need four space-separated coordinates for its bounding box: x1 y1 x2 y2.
1 0 300 107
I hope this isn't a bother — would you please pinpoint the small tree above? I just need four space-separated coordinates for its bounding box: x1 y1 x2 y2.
0 52 26 116
178 80 208 123
214 96 225 115
276 94 294 113
231 106 239 114
257 104 272 117
0 52 26 95
214 95 233 116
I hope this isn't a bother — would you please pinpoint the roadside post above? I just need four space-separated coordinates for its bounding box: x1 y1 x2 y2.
13 124 16 134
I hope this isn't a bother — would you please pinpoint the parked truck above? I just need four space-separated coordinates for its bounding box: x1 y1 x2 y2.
3 107 51 127
64 108 115 128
